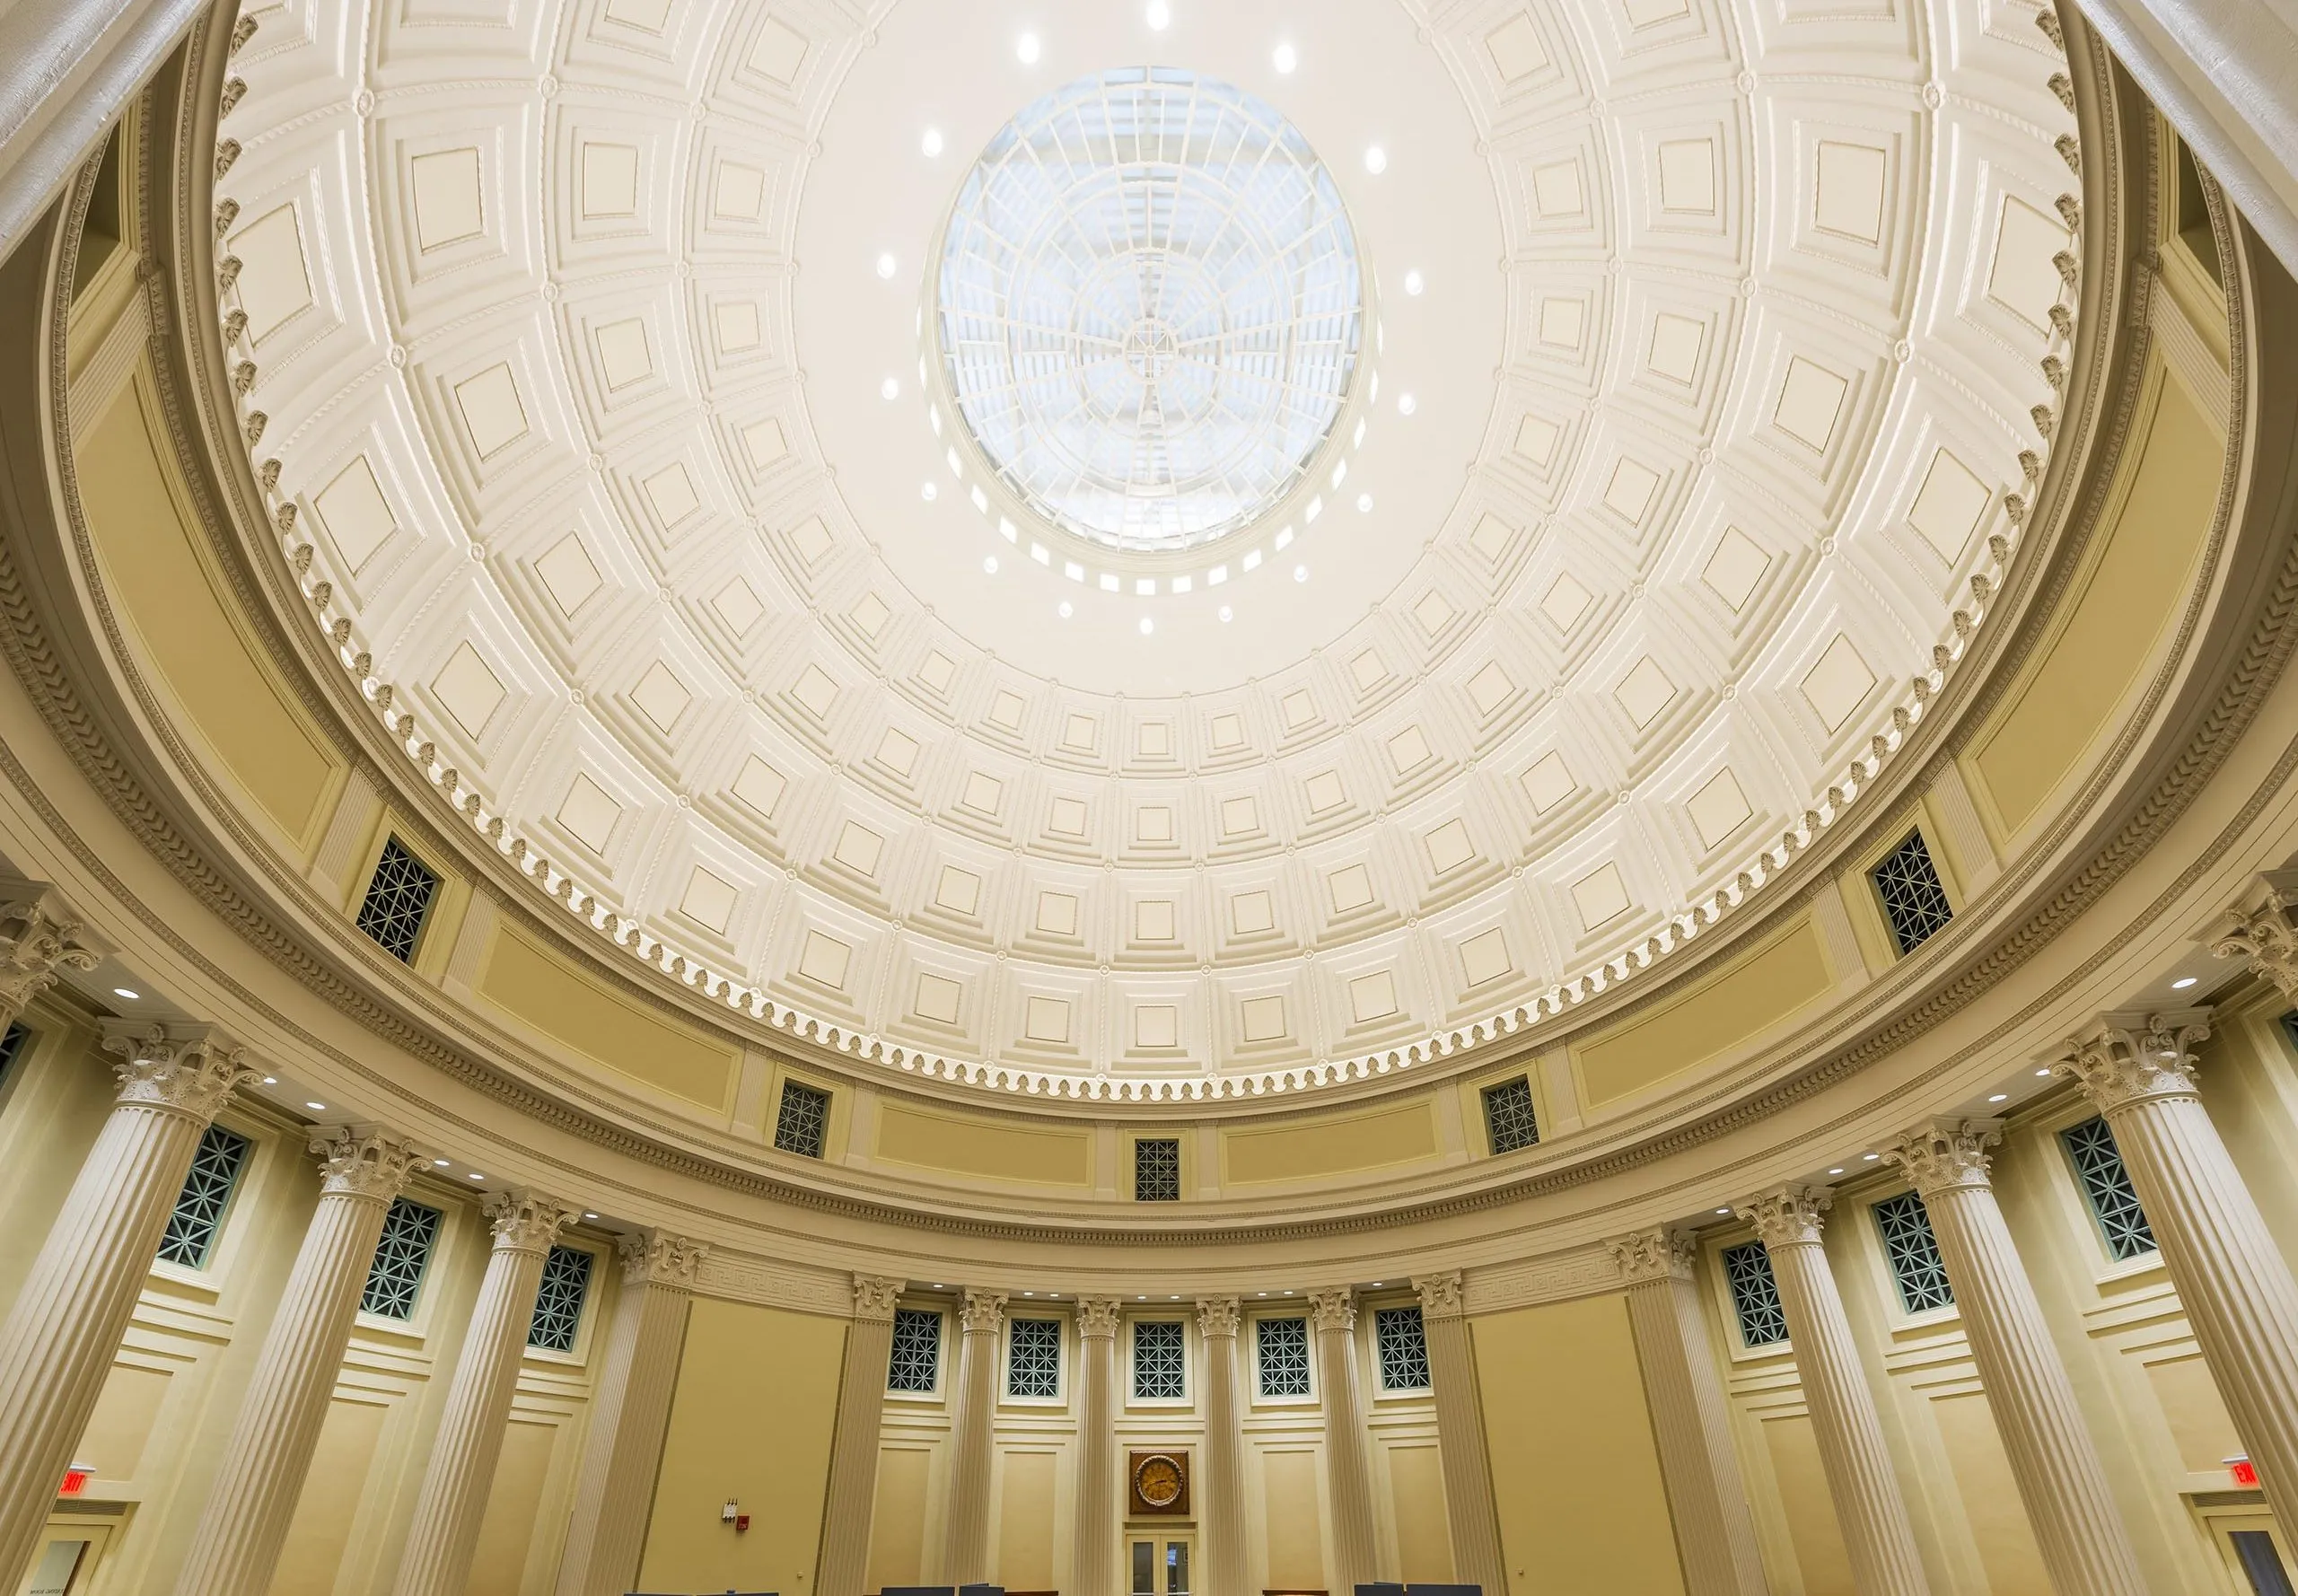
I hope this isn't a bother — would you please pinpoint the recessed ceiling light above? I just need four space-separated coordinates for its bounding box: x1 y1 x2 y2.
1218 605 1233 622
1862 1153 1880 1161
467 1172 485 1180
881 376 900 401
1138 616 1154 635
1016 31 1041 64
1355 493 1373 513
1715 1207 1731 1215
1404 268 1425 296
1828 1168 1844 1175
2036 1066 2053 1076
1294 564 1309 582
983 556 999 574
112 987 139 999
1988 1093 2009 1103
1057 601 1074 618
305 1101 326 1111
2171 976 2198 989
1146 0 1171 28
1023 1291 1035 1296
1364 145 1388 174
920 481 938 501
1273 41 1297 73
875 251 897 279
1170 1295 1180 1301
262 1075 278 1085
1398 393 1417 416
434 1158 451 1167
583 1212 600 1220
921 127 944 158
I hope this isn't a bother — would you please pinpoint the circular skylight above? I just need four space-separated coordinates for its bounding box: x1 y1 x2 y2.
935 66 1364 555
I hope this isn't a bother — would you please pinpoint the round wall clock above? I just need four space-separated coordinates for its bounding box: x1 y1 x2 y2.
1133 1452 1185 1511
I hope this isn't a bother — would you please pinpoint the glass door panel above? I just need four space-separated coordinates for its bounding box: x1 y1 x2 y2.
1127 1538 1194 1596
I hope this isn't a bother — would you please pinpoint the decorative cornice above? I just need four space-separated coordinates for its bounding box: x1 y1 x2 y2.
1076 1295 1123 1338
2051 1007 2211 1112
1195 1297 1241 1338
1307 1287 1355 1334
1606 1229 1697 1287
98 1020 256 1121
483 1189 578 1255
1886 1118 2003 1197
2211 872 2298 998
1738 1186 1831 1250
851 1274 905 1321
1412 1271 1466 1319
0 876 101 1023
311 1126 424 1202
618 1230 708 1291
959 1289 1008 1334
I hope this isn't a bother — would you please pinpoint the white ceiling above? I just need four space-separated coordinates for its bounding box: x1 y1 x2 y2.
216 0 2078 1098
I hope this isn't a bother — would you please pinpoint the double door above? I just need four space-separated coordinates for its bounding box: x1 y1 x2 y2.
1128 1535 1193 1596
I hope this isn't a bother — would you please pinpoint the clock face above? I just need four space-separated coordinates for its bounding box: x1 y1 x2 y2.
1135 1454 1184 1507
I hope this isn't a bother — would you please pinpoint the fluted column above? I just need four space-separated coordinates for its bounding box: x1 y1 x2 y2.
553 1231 708 1596
0 879 100 1033
1196 1300 1247 1596
938 1289 1006 1584
816 1276 905 1596
1604 1234 1767 1596
0 1021 256 1594
1309 1288 1378 1591
1885 1119 2145 1596
389 1189 577 1596
1739 1188 1933 1596
1407 1275 1505 1595
1074 1298 1121 1596
173 1128 425 1596
2054 1008 2298 1531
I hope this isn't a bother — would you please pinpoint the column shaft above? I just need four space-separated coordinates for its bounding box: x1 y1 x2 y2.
1605 1237 1767 1596
173 1131 424 1596
553 1232 707 1596
1741 1188 1933 1596
1310 1289 1378 1591
1074 1299 1121 1596
1410 1276 1506 1594
0 1023 253 1594
816 1276 904 1596
938 1290 1006 1584
1196 1302 1247 1596
390 1190 575 1596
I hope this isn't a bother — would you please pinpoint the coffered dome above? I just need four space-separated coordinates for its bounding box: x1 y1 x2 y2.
215 0 2080 1101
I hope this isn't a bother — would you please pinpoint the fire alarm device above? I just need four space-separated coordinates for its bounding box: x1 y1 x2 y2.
735 1514 751 1532
721 1499 740 1522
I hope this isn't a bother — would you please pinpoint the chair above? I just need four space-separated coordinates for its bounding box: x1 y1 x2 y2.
881 1588 958 1596
1406 1585 1483 1596
1355 1584 1407 1596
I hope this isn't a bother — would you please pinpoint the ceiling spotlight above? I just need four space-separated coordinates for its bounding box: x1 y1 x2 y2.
921 127 945 158
2171 976 2198 989
881 376 900 401
1057 601 1074 618
467 1172 485 1180
1146 0 1171 28
1016 31 1042 64
262 1076 278 1085
112 987 139 999
2036 1066 2053 1075
1715 1207 1731 1215
1862 1153 1880 1161
920 481 938 501
1218 605 1233 622
875 251 898 279
1355 493 1373 513
1988 1093 2009 1102
1294 564 1309 582
434 1158 451 1167
1138 616 1154 635
983 556 999 574
1404 268 1425 296
305 1101 326 1111
1364 145 1388 175
1273 41 1297 73
1398 392 1417 416
1827 1168 1845 1175
583 1212 600 1220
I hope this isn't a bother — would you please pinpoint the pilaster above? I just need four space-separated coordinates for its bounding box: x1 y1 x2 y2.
1410 1273 1508 1596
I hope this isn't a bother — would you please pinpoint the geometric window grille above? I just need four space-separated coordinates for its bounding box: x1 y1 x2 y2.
1722 1241 1789 1348
0 1022 26 1091
2061 1117 2158 1261
774 1080 830 1159
1132 1320 1187 1399
1872 830 1954 956
526 1243 594 1353
1871 1192 1955 1314
1135 1137 1181 1202
1482 1075 1539 1154
355 837 441 964
888 1307 943 1394
155 1123 252 1269
1006 1317 1062 1399
1256 1315 1312 1399
359 1197 443 1320
1374 1305 1431 1391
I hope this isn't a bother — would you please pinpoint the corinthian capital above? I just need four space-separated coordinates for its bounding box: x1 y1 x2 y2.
1307 1287 1356 1334
618 1230 708 1290
852 1274 906 1321
1076 1295 1123 1338
311 1126 425 1202
483 1189 578 1254
1607 1229 1697 1286
0 880 102 1022
1887 1118 2003 1197
2051 1009 2210 1113
1413 1271 1467 1319
99 1021 259 1123
960 1289 1009 1334
1195 1297 1241 1338
2212 872 2298 998
1737 1185 1832 1250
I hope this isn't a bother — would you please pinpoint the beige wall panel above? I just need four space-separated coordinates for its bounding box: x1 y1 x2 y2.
1261 1450 1326 1588
268 1396 389 1596
639 1299 845 1593
874 1102 1092 1187
77 375 341 848
1929 1390 2050 1595
1966 369 2219 838
866 1447 933 1589
1221 1100 1439 1185
1472 1295 1684 1595
0 1030 112 1328
1569 917 1831 1109
995 1451 1057 1588
1760 1412 1855 1596
1387 1443 1453 1582
466 1416 558 1596
75 1363 171 1479
478 926 739 1111
2141 1352 2242 1473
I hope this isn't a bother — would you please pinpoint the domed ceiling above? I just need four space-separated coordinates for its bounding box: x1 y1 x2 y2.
215 0 2078 1101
